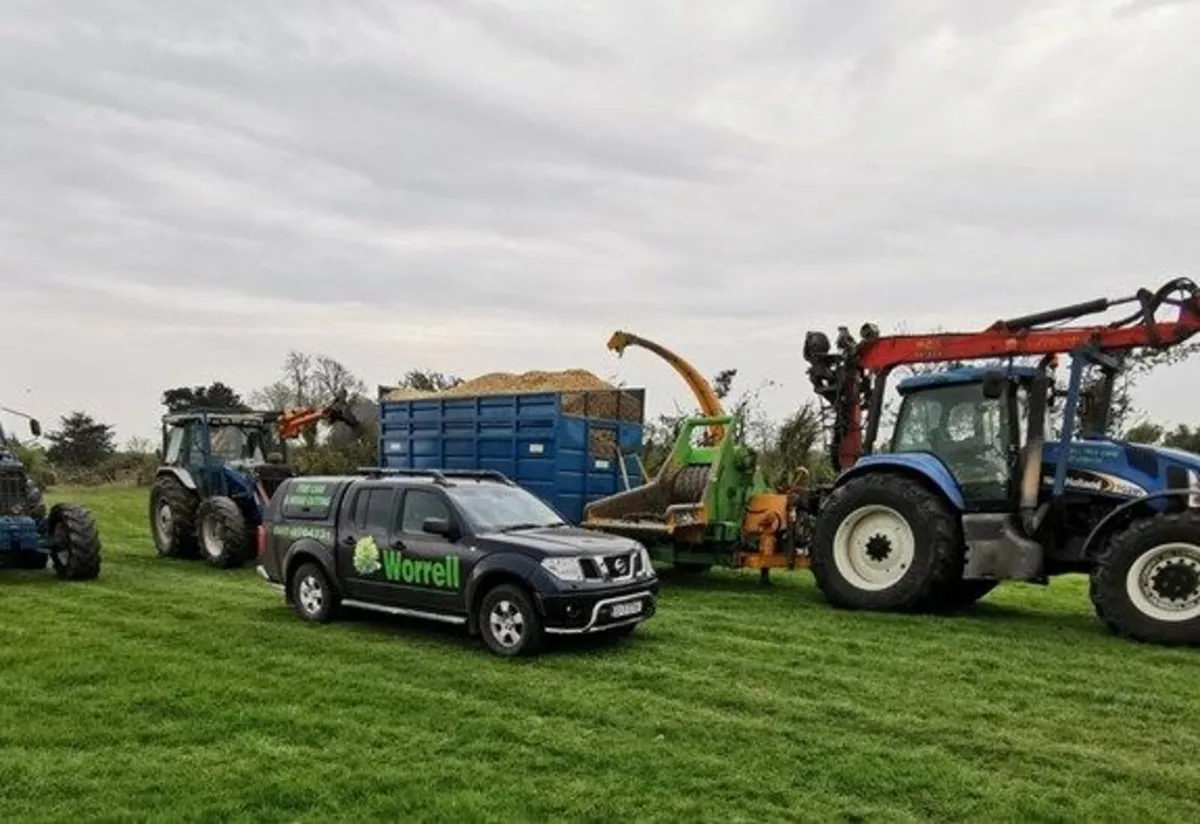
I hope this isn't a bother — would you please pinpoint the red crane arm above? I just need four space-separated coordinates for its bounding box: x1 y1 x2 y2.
856 318 1200 372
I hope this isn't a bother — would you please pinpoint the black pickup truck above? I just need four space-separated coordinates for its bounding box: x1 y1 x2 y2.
254 469 659 656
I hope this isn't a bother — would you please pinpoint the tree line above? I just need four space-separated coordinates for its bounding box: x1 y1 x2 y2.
8 343 1197 490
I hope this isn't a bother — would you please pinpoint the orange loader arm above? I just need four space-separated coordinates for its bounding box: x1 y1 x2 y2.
274 390 363 440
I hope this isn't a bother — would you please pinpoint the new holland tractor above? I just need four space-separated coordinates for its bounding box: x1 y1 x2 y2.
802 277 1200 646
150 394 362 569
0 408 101 580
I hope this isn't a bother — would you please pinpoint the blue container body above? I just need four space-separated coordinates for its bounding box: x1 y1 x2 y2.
377 389 646 524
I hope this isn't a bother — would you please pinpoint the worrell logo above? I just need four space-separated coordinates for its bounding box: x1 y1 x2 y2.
353 535 460 590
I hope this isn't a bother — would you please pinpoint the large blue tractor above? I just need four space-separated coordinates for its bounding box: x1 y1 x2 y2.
0 412 101 580
802 278 1200 646
150 398 361 568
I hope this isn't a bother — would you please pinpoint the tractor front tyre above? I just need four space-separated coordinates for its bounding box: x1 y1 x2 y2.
150 475 199 559
810 472 959 612
48 504 102 581
1089 511 1200 646
196 496 251 569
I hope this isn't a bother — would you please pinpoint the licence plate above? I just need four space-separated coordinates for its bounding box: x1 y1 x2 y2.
611 600 642 619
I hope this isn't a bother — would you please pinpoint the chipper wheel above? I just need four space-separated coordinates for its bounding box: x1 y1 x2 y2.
810 472 958 612
196 495 251 569
1089 510 1200 646
150 474 199 558
47 503 102 581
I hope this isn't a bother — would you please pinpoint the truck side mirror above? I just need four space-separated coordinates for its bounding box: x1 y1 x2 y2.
422 517 460 540
29 419 41 438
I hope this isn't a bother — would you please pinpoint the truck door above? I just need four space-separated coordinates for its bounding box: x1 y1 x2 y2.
335 483 399 603
384 487 472 617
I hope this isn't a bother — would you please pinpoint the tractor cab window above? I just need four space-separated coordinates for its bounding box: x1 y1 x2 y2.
208 425 279 463
892 382 1012 505
162 422 196 465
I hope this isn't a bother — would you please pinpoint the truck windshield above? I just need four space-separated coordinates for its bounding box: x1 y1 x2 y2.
445 484 567 533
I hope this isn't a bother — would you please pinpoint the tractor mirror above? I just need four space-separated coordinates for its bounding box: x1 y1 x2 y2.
981 371 1005 399
28 419 41 438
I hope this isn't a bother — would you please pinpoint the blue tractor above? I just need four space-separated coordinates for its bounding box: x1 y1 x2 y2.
150 397 361 568
0 411 102 579
802 278 1200 646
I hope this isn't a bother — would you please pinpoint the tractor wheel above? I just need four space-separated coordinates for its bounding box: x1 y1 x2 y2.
196 496 251 569
150 474 199 558
48 503 102 581
1089 511 1200 646
810 472 958 612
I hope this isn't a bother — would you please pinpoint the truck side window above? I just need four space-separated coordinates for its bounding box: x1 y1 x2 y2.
362 488 394 532
400 489 450 534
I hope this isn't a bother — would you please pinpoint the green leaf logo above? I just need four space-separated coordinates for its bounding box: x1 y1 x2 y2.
353 535 381 575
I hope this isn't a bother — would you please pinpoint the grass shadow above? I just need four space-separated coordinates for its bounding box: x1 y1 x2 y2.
249 599 644 659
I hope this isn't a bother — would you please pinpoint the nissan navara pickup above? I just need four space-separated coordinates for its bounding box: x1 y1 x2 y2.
255 469 659 657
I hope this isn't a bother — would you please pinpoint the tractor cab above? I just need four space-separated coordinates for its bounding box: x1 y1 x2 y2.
159 410 296 503
889 365 1043 510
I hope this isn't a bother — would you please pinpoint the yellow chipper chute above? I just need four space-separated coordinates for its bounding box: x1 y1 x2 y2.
581 330 808 580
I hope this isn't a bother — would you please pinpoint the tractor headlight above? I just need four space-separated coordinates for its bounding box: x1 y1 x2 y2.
540 556 586 582
1189 471 1200 509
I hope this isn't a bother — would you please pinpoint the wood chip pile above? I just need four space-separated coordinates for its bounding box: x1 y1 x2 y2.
383 369 643 422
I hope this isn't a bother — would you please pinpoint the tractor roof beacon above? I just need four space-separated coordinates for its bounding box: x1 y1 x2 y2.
149 396 363 569
254 468 660 657
0 411 102 581
802 277 1200 647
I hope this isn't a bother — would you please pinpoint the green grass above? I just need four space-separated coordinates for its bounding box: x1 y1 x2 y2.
2 486 1199 823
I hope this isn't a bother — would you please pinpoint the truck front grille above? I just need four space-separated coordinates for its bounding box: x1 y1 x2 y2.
602 552 637 581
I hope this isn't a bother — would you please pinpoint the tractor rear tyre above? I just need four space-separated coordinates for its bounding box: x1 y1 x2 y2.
48 503 102 581
196 496 251 569
150 474 199 559
1089 511 1200 646
810 472 958 612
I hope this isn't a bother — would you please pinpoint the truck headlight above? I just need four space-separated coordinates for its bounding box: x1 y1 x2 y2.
637 546 656 578
541 556 586 581
1189 470 1200 508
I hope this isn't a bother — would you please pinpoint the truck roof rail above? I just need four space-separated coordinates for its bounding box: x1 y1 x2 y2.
354 467 515 486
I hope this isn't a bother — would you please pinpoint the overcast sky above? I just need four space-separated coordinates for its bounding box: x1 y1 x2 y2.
3 0 1199 445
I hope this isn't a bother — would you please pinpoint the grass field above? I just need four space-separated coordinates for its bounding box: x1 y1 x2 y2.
2 486 1199 823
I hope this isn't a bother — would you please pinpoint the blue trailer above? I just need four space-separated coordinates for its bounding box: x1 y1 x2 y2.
376 386 647 523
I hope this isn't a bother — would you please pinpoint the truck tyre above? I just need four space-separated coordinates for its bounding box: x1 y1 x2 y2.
1089 511 1200 646
196 496 250 569
810 472 958 612
289 561 339 623
479 583 544 657
48 503 102 581
150 474 199 558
